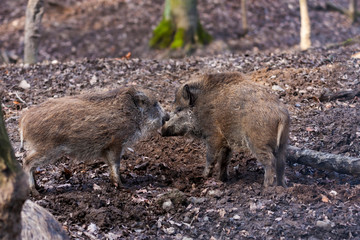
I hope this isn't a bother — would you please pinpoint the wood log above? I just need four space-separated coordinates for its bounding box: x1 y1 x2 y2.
287 145 360 176
319 87 360 102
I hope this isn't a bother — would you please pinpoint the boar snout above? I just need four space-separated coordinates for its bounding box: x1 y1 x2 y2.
161 124 175 136
162 112 170 125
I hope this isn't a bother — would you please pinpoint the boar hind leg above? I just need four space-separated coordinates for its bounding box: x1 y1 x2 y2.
274 146 286 187
104 149 123 187
218 147 232 182
254 148 277 187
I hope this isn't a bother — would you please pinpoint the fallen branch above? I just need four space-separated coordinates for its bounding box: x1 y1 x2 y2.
287 145 360 176
319 87 360 102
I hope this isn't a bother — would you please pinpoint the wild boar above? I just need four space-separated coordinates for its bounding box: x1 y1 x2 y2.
20 87 168 193
161 73 290 187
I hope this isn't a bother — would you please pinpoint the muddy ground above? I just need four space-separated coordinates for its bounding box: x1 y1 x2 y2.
1 0 360 239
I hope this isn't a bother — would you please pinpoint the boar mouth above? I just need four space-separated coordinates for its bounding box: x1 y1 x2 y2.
161 125 187 137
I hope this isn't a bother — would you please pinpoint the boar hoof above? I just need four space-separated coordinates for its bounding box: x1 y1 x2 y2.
277 179 287 188
263 179 275 188
113 181 123 188
203 168 212 178
219 173 228 182
111 176 124 188
30 188 40 197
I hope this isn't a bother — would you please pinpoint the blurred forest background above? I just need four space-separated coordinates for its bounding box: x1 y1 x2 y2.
1 0 360 62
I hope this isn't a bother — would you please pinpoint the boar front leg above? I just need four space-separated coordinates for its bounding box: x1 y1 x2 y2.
23 151 47 196
203 142 218 178
275 146 287 187
104 148 123 187
203 140 231 182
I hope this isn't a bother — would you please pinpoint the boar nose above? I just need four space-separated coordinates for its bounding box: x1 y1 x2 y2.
162 113 170 125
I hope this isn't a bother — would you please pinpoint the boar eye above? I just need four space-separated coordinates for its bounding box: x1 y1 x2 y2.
175 107 183 113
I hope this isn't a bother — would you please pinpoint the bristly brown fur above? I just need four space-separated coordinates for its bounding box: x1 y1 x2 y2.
163 72 290 187
20 87 167 193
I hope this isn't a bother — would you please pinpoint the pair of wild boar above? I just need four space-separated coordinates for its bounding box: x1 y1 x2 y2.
20 72 290 194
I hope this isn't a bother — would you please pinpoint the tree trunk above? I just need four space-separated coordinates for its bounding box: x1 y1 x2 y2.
349 0 358 23
149 0 211 50
287 145 360 176
241 0 248 34
0 104 29 240
299 0 311 50
24 0 45 64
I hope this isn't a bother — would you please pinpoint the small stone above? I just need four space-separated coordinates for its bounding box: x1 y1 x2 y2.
329 190 338 196
51 60 59 64
183 216 191 223
189 197 206 204
87 223 97 233
182 237 193 240
218 208 226 218
272 85 285 92
233 214 241 220
164 227 175 235
93 184 101 191
208 189 222 198
90 75 97 85
316 219 332 230
162 199 174 212
19 80 30 90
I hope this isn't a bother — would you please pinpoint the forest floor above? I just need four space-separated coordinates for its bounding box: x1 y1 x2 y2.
1 0 360 239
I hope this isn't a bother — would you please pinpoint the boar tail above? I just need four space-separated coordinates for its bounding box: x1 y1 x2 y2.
276 121 286 150
19 116 25 151
20 127 24 150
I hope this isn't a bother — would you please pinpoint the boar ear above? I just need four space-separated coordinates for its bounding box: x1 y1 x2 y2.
183 84 197 107
132 92 149 109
